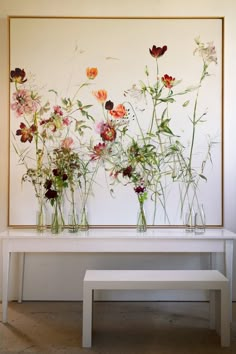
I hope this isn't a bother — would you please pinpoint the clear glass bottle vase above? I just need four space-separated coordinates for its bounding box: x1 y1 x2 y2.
68 203 79 233
195 204 206 234
137 201 147 232
36 200 47 232
79 206 89 231
51 199 64 234
184 207 195 232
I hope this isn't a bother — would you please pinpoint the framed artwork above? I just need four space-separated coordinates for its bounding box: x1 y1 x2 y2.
8 16 224 228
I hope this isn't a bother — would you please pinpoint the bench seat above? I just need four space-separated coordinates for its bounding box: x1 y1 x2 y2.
82 269 230 347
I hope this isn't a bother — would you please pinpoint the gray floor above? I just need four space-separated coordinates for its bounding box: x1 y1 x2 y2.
0 301 236 354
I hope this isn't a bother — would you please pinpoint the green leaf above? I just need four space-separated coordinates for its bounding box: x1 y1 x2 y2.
183 100 190 107
199 174 207 181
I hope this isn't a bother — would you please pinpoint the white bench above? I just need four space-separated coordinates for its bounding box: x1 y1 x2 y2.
82 269 230 348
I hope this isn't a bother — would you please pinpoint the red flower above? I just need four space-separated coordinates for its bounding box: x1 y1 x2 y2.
161 74 176 89
123 165 133 178
16 122 37 143
10 68 27 84
149 45 167 58
100 123 116 142
134 185 146 194
91 142 107 160
109 104 127 119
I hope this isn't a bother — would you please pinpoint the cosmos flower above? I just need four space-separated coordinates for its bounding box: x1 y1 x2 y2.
16 122 37 143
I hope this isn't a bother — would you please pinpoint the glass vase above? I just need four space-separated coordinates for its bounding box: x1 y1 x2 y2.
184 207 195 232
79 206 89 231
36 200 46 232
195 204 206 234
51 200 64 234
137 201 147 232
68 203 79 233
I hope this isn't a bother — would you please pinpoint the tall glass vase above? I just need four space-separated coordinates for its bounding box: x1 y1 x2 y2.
68 203 79 233
137 200 147 232
51 199 64 234
36 198 46 232
79 205 89 231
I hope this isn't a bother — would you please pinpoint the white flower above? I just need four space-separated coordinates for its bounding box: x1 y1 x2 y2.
194 37 217 65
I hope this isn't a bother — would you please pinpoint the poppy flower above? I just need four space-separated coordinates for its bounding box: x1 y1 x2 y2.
93 89 108 103
10 68 27 84
86 67 98 80
16 122 37 143
149 45 167 58
109 104 127 119
100 123 116 142
161 74 176 89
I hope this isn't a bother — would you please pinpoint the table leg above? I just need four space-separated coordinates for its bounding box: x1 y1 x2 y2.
225 240 233 321
18 253 25 303
2 240 11 323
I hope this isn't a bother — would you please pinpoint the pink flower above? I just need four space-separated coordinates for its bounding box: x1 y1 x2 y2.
109 104 127 119
61 137 74 149
95 120 105 134
11 89 40 117
90 142 107 160
53 105 63 116
63 117 70 126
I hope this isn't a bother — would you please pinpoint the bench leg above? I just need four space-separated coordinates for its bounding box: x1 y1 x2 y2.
82 285 93 348
209 290 216 329
220 286 230 347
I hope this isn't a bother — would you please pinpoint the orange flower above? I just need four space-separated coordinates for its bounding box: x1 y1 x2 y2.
93 89 108 103
109 104 127 119
86 67 98 80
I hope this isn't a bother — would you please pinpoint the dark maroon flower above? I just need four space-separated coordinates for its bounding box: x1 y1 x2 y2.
16 122 37 143
44 179 52 190
134 185 146 194
10 68 27 84
149 45 167 58
52 169 60 177
45 189 58 199
122 165 133 178
105 100 114 110
62 173 68 181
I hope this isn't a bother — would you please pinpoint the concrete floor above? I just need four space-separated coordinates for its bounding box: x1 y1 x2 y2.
0 301 236 354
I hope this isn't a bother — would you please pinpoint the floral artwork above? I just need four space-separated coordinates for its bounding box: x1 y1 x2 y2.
9 17 223 228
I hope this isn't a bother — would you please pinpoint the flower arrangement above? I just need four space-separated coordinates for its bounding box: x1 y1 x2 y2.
10 37 218 231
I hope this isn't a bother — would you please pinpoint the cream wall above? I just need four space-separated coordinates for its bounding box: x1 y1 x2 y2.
1 0 236 301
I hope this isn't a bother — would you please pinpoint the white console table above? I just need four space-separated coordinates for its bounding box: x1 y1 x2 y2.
1 228 236 323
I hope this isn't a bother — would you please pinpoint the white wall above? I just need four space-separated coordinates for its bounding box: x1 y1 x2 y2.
1 0 236 301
